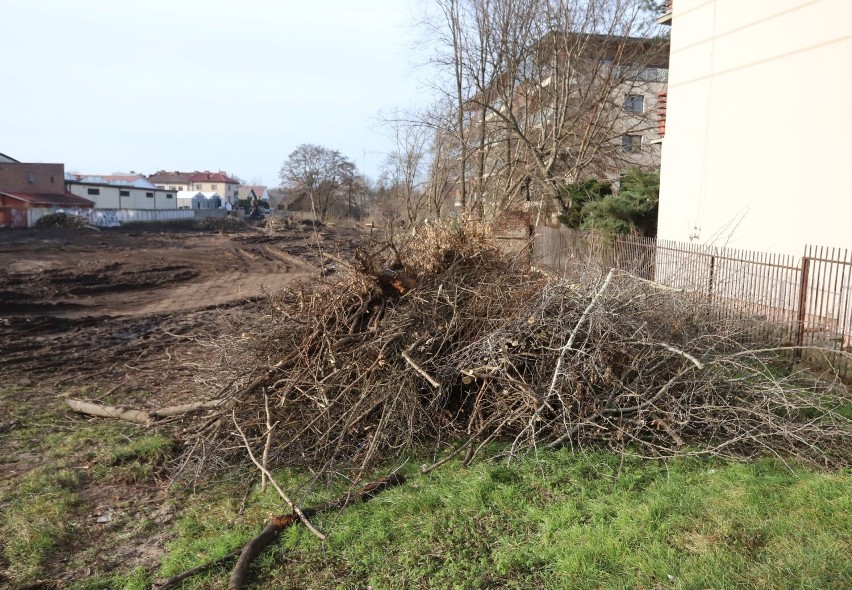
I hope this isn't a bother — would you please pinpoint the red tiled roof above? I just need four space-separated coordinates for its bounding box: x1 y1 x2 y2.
0 191 95 207
147 171 194 184
189 171 240 184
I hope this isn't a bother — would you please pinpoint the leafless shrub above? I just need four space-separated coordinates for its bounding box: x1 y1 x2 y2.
181 221 852 476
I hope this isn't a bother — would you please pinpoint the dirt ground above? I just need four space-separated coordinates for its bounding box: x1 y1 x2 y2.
0 218 367 586
0 219 365 396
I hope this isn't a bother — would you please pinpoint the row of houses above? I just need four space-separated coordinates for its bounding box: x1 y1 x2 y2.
0 154 271 226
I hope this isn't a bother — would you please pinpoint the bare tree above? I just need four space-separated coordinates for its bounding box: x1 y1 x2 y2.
381 117 432 226
422 0 668 218
279 144 358 222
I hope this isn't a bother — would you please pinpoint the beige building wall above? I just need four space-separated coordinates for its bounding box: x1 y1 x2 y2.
67 184 177 210
611 77 667 178
191 180 239 203
657 0 852 255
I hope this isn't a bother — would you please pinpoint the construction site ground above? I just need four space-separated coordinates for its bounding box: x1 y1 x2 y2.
0 219 365 396
0 219 364 586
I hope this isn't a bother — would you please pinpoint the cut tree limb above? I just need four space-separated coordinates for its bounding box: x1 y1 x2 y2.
151 399 225 418
65 399 152 426
402 351 440 388
66 398 225 426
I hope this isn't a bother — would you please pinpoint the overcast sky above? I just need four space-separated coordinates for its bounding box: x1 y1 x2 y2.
0 0 434 186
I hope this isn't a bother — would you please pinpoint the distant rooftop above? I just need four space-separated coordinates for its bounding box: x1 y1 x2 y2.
66 174 158 189
148 170 241 185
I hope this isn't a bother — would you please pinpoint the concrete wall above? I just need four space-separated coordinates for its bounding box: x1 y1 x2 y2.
657 0 852 255
5 207 194 228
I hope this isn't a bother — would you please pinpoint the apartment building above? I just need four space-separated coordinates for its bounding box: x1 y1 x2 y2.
459 32 669 217
148 170 240 205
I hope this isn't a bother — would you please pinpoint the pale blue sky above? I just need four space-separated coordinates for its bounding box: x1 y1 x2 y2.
0 0 433 185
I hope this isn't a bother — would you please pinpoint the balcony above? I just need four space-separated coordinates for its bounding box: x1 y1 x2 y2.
657 0 673 25
656 91 667 138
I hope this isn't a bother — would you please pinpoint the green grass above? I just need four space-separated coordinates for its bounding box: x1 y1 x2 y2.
156 452 852 590
3 384 851 589
0 386 175 586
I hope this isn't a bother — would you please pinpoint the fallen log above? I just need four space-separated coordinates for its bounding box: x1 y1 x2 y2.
65 399 152 426
152 473 406 590
66 398 225 426
151 399 225 418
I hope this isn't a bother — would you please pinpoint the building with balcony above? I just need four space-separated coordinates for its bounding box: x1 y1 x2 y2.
656 0 852 254
455 32 669 218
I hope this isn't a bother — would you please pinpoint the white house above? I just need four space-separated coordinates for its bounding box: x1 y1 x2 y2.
655 0 852 255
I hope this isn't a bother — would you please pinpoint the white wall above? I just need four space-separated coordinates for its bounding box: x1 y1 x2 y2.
657 0 852 255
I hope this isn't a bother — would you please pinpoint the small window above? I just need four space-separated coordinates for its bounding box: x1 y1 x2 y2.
169 185 176 190
120 189 130 197
166 193 174 199
146 192 154 198
195 184 202 190
624 94 644 114
622 134 642 153
50 175 55 184
211 184 217 190
87 188 100 195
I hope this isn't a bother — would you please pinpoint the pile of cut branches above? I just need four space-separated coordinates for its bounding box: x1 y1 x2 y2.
195 215 249 232
34 212 90 230
181 220 852 474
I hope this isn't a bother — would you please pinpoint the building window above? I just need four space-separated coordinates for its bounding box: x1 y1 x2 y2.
120 189 130 197
195 184 201 190
87 188 100 195
166 193 174 199
146 192 154 198
50 176 55 184
622 134 642 153
211 184 217 190
624 94 644 114
169 185 176 190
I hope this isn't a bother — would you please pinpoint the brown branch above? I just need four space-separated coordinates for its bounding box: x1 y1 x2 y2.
231 412 326 541
154 474 406 590
228 514 298 590
401 351 440 388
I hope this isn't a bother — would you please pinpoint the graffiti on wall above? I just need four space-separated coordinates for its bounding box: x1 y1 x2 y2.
0 207 197 229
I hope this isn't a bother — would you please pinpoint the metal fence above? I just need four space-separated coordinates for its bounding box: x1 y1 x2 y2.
530 226 852 378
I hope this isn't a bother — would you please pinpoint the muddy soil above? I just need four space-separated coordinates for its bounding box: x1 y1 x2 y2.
0 219 367 586
0 220 363 394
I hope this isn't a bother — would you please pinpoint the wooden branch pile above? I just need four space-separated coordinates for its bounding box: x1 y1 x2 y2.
180 220 852 472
